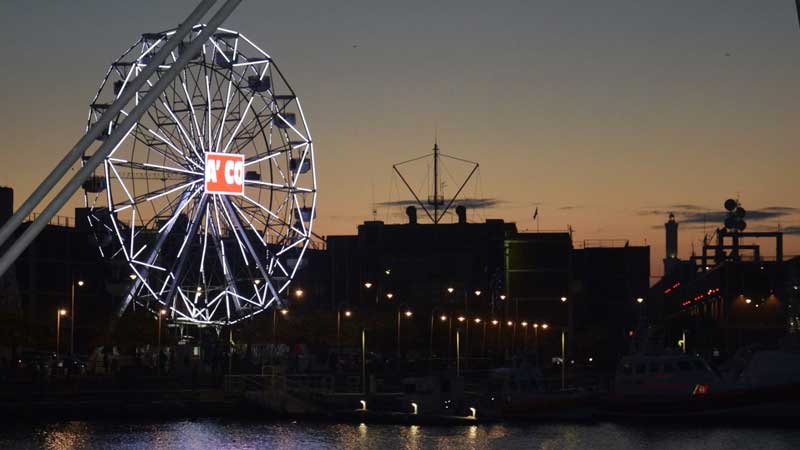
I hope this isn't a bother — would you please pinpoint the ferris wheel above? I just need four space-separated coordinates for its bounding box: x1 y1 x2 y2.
82 24 316 325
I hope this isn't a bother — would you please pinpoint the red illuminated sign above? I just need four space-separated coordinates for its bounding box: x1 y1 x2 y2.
205 152 245 195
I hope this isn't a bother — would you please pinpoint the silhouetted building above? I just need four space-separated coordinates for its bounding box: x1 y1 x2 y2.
572 242 650 364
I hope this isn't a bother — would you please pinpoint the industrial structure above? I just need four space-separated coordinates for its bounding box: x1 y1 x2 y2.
649 200 799 359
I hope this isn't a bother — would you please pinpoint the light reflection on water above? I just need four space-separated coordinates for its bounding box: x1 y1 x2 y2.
1 420 798 450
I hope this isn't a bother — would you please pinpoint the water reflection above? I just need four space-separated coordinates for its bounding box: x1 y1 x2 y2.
1 420 799 450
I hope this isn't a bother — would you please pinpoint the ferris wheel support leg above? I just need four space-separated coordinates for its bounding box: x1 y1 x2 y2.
0 0 242 279
207 206 243 312
220 197 282 306
164 195 210 317
0 0 219 256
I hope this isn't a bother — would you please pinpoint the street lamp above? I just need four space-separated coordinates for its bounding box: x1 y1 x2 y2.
128 273 137 280
508 321 517 354
337 308 353 356
561 328 566 390
560 296 567 303
499 294 506 300
70 279 85 356
474 290 482 296
491 319 501 354
521 321 528 352
386 292 394 300
636 297 646 322
294 288 304 299
56 308 67 360
364 282 372 289
447 287 455 294
157 308 167 374
430 311 449 360
397 306 413 358
474 317 487 356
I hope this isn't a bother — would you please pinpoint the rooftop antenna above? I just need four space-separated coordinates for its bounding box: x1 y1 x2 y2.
392 136 479 224
371 180 377 221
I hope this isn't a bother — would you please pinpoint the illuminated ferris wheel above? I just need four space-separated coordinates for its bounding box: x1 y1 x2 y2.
82 24 316 325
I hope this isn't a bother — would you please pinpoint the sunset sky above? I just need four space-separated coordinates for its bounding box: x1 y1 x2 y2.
1 1 799 279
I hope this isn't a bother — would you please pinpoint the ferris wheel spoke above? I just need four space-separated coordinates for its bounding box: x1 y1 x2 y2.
220 196 280 301
145 78 203 164
213 65 240 152
143 125 202 170
240 193 304 236
243 179 309 193
171 66 206 153
109 159 203 177
221 97 255 153
229 201 268 247
244 150 283 167
177 62 210 150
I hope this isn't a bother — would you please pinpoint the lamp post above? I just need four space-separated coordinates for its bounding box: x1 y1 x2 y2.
533 323 540 365
508 321 516 355
361 328 367 395
397 307 412 359
474 317 486 356
467 290 481 354
560 295 572 382
56 308 66 360
561 328 566 390
455 329 461 377
337 308 353 355
363 281 377 304
272 307 289 362
157 308 166 375
70 279 84 356
429 311 447 360
521 321 528 352
491 319 500 355
636 297 645 322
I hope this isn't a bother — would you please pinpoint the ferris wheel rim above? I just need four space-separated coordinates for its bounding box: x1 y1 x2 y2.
84 25 316 325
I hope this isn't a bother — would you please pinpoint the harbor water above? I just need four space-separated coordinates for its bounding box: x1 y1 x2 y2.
1 419 799 450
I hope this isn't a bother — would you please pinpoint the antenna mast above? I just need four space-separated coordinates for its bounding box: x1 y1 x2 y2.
392 140 479 224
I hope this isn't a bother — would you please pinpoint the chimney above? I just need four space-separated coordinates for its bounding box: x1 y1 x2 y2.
456 205 467 224
0 186 12 228
405 206 417 224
